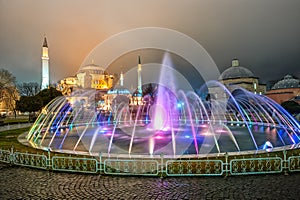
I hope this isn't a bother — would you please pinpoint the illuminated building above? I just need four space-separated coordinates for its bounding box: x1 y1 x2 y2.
266 75 300 104
57 63 115 95
76 63 114 89
132 56 143 105
103 71 131 111
58 56 146 113
219 59 266 94
57 76 77 95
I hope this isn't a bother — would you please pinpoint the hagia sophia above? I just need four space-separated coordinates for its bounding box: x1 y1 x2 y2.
57 63 115 95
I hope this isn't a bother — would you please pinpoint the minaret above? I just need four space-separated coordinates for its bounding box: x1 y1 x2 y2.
120 71 124 86
41 36 50 90
137 56 142 96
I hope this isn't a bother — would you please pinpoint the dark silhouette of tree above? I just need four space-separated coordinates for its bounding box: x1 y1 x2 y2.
142 83 156 97
281 101 300 115
16 96 43 122
36 87 62 107
16 87 62 121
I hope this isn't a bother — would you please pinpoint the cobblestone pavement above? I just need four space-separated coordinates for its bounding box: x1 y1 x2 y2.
0 163 299 200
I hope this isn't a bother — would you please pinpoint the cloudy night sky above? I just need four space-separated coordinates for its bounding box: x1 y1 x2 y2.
0 0 299 88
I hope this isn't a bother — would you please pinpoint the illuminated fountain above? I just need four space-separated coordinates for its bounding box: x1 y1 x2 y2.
26 55 300 158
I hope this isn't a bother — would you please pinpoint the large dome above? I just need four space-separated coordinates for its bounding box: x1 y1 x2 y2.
219 59 255 80
79 63 105 73
272 75 300 89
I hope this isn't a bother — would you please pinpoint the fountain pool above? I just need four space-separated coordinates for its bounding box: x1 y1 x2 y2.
26 81 300 158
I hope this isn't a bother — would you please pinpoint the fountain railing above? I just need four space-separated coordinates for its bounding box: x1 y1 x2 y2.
1 146 299 177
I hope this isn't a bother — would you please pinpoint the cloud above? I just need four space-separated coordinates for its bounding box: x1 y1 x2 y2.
0 0 299 85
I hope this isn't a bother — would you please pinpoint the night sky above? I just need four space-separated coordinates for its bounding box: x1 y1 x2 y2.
0 0 299 87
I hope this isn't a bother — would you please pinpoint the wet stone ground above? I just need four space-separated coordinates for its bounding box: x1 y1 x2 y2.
0 162 299 200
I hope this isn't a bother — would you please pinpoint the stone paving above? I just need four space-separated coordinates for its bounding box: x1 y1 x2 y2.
0 163 299 200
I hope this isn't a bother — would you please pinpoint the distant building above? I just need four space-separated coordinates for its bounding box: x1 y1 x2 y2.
76 63 114 89
219 59 266 94
57 76 78 95
265 75 300 104
57 63 116 95
58 56 147 111
102 72 132 111
100 57 144 112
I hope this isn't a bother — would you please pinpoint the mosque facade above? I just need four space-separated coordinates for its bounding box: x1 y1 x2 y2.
265 75 300 104
57 63 116 95
219 59 266 94
57 56 144 113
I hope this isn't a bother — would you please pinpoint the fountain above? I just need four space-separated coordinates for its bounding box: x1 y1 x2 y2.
26 54 300 158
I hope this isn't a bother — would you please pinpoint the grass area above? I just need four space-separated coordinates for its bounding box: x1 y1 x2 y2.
4 118 29 124
0 116 31 127
0 127 43 153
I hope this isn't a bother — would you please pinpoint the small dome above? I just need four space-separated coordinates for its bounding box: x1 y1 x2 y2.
272 75 300 89
107 85 131 95
219 59 255 80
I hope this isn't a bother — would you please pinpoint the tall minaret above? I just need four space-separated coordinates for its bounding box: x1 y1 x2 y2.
137 56 142 96
120 71 124 86
41 37 50 90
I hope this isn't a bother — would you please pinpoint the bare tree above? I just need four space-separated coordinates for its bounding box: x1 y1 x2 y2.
0 68 16 90
0 69 18 117
17 82 40 96
4 86 19 118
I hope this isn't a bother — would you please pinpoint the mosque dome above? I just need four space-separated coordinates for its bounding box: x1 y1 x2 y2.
272 75 300 89
107 85 131 95
219 59 255 80
79 63 105 73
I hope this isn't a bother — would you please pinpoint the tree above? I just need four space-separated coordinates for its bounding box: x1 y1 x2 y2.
0 69 18 118
142 83 157 98
36 87 62 107
16 96 43 113
4 86 19 118
16 96 43 122
16 87 62 121
0 68 16 91
17 82 40 96
281 101 300 115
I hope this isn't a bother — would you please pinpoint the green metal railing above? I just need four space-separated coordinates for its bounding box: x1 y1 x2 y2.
230 157 282 175
52 156 98 173
0 149 11 164
166 160 224 176
104 159 159 176
14 152 47 169
0 147 300 177
288 155 300 172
